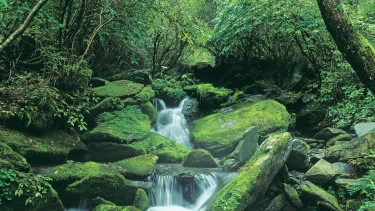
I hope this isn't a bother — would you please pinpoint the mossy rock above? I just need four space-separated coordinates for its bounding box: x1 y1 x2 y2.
66 172 140 206
93 80 144 99
206 133 293 211
183 149 218 168
192 100 291 156
196 83 233 106
82 108 151 144
230 90 244 103
284 183 303 208
182 98 199 124
326 134 352 148
125 87 155 106
90 77 108 87
313 127 347 141
87 141 149 162
133 188 149 211
145 132 189 163
0 170 65 211
300 181 342 211
108 69 151 85
86 97 123 123
92 205 141 211
92 196 116 207
264 194 286 211
340 131 375 167
113 154 158 180
0 142 30 172
140 102 158 126
0 127 86 164
243 80 279 94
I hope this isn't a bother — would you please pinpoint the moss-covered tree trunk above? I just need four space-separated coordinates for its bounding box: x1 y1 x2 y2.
317 0 375 94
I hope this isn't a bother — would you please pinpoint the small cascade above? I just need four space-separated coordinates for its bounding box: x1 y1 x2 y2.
152 97 193 150
65 198 91 211
227 95 232 103
147 172 236 211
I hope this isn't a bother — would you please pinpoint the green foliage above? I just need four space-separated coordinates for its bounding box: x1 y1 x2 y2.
216 188 242 211
347 170 375 210
196 83 232 102
0 168 16 204
151 75 185 101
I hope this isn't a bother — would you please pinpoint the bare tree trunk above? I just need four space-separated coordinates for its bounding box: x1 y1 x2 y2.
317 0 375 94
0 0 48 53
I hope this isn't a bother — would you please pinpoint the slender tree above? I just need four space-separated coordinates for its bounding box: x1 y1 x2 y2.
317 0 375 94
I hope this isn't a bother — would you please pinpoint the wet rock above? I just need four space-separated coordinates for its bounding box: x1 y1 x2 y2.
353 122 375 137
222 159 242 171
134 188 149 211
196 83 233 107
0 142 30 172
326 134 352 147
284 184 303 208
192 100 291 156
335 178 365 191
324 145 345 163
309 149 327 163
206 133 293 211
275 92 303 106
90 77 108 87
183 149 218 168
286 139 309 171
87 142 148 162
313 127 347 141
304 159 337 185
264 194 286 211
301 181 342 211
93 80 144 99
332 162 356 177
140 102 158 126
234 126 259 163
113 154 158 180
182 98 199 124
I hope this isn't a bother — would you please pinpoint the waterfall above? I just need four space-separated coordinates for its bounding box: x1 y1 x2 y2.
152 98 193 150
147 172 237 211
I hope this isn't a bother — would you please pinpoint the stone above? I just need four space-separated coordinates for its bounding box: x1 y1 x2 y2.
206 133 293 211
86 142 148 162
113 154 158 180
324 145 345 163
300 181 342 211
230 90 245 103
234 126 259 163
196 83 233 107
309 149 327 163
0 142 30 172
140 102 158 126
340 131 375 166
332 162 356 176
313 127 347 141
93 80 144 99
108 69 151 85
354 122 375 137
133 188 149 211
284 184 303 208
285 139 309 170
335 178 365 191
122 87 155 106
264 194 286 211
304 159 338 185
92 205 141 211
192 100 291 156
275 92 303 106
90 77 108 87
182 98 200 124
326 134 352 147
183 149 218 168
92 197 116 207
222 159 242 171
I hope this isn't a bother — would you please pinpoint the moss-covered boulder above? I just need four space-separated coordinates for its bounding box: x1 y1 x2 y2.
93 80 144 99
1 170 64 211
108 69 151 85
300 181 342 211
86 141 149 162
243 80 279 94
92 196 116 207
113 154 158 180
183 149 218 168
0 142 30 172
264 194 286 211
0 127 86 164
275 92 303 106
146 132 189 163
133 188 149 211
192 100 291 156
285 139 309 171
230 90 244 103
123 87 155 106
340 131 375 167
206 133 293 211
326 134 352 147
66 172 140 206
140 102 158 126
92 205 141 211
90 77 108 87
196 83 232 107
82 107 151 144
86 97 123 122
182 98 200 124
284 184 303 208
304 159 337 185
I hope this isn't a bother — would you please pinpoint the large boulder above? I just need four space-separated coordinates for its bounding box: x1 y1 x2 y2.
284 184 303 208
300 181 342 211
196 83 233 107
90 77 108 87
66 172 142 206
133 188 149 211
122 87 155 106
112 154 158 180
183 149 218 168
192 100 291 156
285 139 309 170
234 126 259 163
140 102 158 126
230 90 245 103
206 132 293 211
353 122 375 137
82 107 151 144
326 134 352 147
304 159 338 185
0 142 30 172
93 80 144 99
340 131 375 166
0 128 86 164
313 127 347 141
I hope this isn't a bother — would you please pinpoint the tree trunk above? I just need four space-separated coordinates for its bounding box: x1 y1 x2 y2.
317 0 375 94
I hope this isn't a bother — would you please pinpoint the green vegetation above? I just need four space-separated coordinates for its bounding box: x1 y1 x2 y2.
152 75 185 101
113 154 158 180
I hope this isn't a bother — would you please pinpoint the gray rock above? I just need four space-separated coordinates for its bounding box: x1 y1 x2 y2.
234 126 259 163
309 149 327 163
222 159 242 171
332 162 356 176
304 159 338 185
264 194 286 211
326 134 352 147
297 137 325 144
313 127 347 141
354 122 375 137
286 139 309 170
301 181 342 211
182 98 199 124
335 178 365 191
284 184 303 208
341 131 375 162
324 145 345 163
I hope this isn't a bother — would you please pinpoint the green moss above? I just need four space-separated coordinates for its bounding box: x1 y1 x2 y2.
113 154 158 180
346 199 361 210
300 181 342 211
108 69 151 85
207 133 292 211
93 80 144 99
0 142 30 172
326 134 352 147
196 83 232 104
66 172 139 206
0 127 86 164
133 188 149 211
140 102 158 125
89 97 123 118
230 90 244 103
341 131 375 164
284 184 303 208
145 132 189 163
90 77 108 87
183 149 218 168
82 106 151 144
129 87 155 105
92 196 116 207
92 205 141 211
218 151 235 166
192 100 291 156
